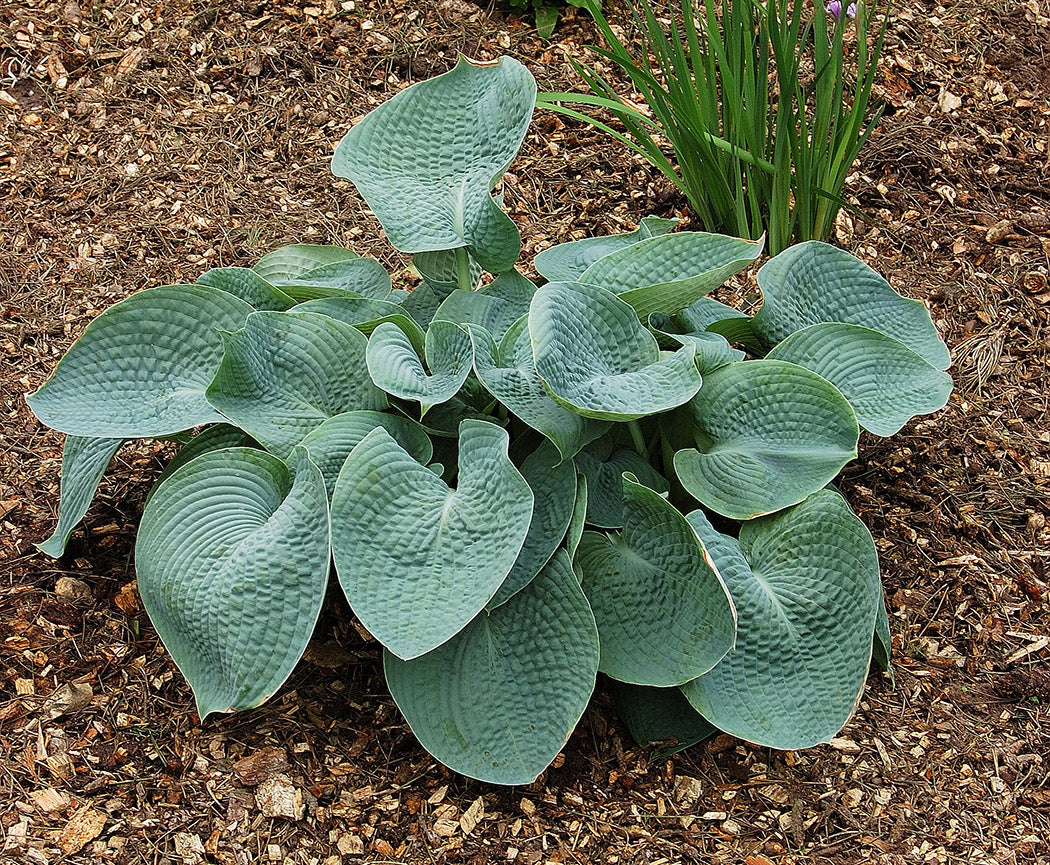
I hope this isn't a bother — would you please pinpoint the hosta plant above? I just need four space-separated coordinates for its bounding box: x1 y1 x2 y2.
28 57 952 785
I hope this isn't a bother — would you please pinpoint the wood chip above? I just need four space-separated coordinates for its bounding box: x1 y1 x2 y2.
232 747 290 785
460 796 484 835
58 806 106 854
255 774 304 820
30 787 70 813
44 681 93 718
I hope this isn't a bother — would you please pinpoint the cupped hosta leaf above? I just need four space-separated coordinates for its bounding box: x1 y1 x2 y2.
673 360 858 520
530 282 702 420
534 215 678 283
434 269 536 343
766 323 954 436
677 297 763 354
366 320 473 413
384 550 599 785
682 491 881 749
274 257 393 301
414 249 483 295
575 474 736 686
299 410 433 498
197 267 296 310
149 424 257 503
331 420 533 660
753 241 951 370
252 244 358 284
573 438 669 529
27 285 254 438
488 440 577 608
206 311 387 456
37 436 124 558
332 56 537 273
136 447 330 718
577 232 763 318
648 313 744 373
469 321 608 460
606 680 717 755
293 297 427 357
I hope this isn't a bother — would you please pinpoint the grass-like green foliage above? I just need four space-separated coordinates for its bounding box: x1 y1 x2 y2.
503 0 595 39
540 0 887 254
27 57 951 785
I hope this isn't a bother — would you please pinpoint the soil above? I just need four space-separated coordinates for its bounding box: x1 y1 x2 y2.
1 1 1048 863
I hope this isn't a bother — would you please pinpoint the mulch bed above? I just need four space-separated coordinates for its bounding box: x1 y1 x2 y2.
1 1 1047 863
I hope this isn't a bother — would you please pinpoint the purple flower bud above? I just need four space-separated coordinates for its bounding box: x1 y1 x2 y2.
848 2 857 16
826 0 843 16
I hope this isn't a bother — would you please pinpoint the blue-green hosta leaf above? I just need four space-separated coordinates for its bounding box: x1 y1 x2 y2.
27 285 254 438
434 269 536 343
469 321 608 460
682 491 881 749
332 57 536 273
530 282 702 420
384 550 598 785
252 244 359 284
274 257 393 301
401 282 442 331
136 447 330 718
149 424 257 504
331 420 533 660
366 321 473 413
873 592 894 681
533 215 678 283
36 436 124 558
578 232 763 318
488 440 577 608
293 297 427 357
565 470 588 561
606 680 717 755
573 439 669 529
575 474 736 686
299 410 433 498
648 313 744 374
414 249 483 296
677 297 763 353
766 323 954 436
673 360 859 520
753 241 951 370
196 267 296 310
206 311 387 456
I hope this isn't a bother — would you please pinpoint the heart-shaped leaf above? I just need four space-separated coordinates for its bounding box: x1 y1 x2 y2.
578 232 763 318
534 215 678 283
273 257 393 301
766 323 954 436
573 438 669 529
606 680 717 755
414 249 483 296
136 447 330 718
299 410 433 498
434 269 536 343
27 285 253 438
292 297 427 357
673 360 858 519
384 550 599 784
332 56 536 273
530 282 702 420
197 267 296 310
36 436 124 558
331 420 533 660
206 311 387 456
469 320 609 460
682 491 881 749
252 244 359 284
753 241 951 370
366 320 474 413
575 474 736 686
149 424 257 504
488 440 578 608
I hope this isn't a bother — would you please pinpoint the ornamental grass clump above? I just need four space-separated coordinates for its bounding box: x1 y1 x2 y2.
28 57 951 785
540 0 887 254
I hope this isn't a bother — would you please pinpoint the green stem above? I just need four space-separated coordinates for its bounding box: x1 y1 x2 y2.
455 247 472 292
627 420 648 458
